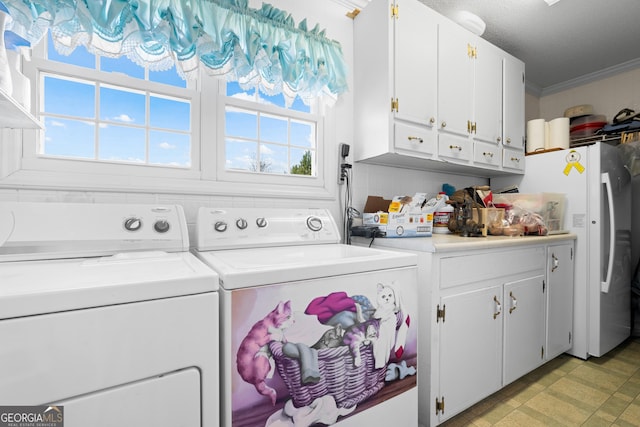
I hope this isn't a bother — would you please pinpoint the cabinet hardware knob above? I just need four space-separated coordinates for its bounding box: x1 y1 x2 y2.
441 121 447 128
511 157 520 162
506 137 512 144
408 136 424 143
430 117 435 124
551 253 559 272
449 145 462 151
493 296 502 319
497 137 502 142
483 152 494 158
509 291 518 314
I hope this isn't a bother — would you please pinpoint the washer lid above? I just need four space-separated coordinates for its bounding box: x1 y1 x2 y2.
0 251 218 319
193 243 417 289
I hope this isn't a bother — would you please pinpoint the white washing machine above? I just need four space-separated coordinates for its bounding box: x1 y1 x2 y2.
0 202 219 427
193 208 419 427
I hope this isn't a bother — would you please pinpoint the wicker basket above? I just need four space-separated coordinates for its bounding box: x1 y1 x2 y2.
269 341 386 409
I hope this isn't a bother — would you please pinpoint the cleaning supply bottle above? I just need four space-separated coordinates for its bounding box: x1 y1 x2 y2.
433 192 454 234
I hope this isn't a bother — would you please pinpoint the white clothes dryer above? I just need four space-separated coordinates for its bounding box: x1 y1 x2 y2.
0 202 219 427
193 208 419 427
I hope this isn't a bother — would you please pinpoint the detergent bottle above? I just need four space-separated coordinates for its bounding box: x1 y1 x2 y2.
432 192 454 234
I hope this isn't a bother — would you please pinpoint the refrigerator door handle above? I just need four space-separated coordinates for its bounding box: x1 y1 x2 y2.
601 172 615 293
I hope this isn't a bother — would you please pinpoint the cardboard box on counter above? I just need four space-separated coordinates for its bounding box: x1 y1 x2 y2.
362 195 433 237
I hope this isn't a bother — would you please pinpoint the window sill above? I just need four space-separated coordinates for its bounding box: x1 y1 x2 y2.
0 168 335 200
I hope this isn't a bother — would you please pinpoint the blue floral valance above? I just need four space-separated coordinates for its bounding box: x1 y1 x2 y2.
3 0 349 106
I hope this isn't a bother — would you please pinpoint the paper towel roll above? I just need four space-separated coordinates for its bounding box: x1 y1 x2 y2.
526 119 546 153
548 117 570 149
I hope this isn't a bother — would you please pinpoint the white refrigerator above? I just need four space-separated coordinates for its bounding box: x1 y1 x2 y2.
492 142 632 359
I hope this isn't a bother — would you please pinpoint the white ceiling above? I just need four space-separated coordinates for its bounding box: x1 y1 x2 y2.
418 0 640 95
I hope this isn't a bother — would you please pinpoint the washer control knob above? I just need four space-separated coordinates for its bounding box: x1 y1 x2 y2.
214 221 228 232
236 218 248 230
256 217 268 228
154 220 170 233
124 217 142 231
306 216 323 232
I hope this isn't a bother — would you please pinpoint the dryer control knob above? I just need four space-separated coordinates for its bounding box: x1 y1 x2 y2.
214 221 228 232
154 220 170 233
124 217 142 231
236 218 248 230
306 216 323 232
256 217 268 228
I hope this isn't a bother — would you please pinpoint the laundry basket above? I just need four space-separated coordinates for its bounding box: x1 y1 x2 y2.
269 341 386 409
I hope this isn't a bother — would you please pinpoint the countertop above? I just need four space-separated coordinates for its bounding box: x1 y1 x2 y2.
352 232 576 253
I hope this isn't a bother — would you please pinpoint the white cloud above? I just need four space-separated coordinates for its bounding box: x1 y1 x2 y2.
112 114 135 123
159 142 176 150
49 120 66 128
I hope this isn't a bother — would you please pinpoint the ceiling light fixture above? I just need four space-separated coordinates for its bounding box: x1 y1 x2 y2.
452 11 486 36
544 0 561 5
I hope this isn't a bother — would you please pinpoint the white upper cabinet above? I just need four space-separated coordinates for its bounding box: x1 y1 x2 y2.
0 88 41 129
354 0 526 177
503 55 526 151
354 0 439 164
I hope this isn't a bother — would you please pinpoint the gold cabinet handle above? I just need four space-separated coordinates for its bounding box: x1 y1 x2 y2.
509 291 518 314
493 296 502 319
483 152 494 158
429 117 435 124
497 137 502 143
511 157 521 162
449 145 462 151
408 136 424 143
441 121 447 128
551 253 559 272
506 137 512 144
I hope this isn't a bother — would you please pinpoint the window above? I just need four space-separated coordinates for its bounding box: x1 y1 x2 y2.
222 82 320 179
16 34 328 195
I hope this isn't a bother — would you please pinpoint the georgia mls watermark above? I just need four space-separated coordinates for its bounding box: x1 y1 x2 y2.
0 406 63 427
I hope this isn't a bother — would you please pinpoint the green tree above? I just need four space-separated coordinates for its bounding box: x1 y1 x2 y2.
290 150 312 175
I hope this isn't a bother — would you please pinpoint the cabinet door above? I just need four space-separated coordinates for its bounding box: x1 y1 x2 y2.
438 285 502 422
395 0 438 127
473 37 503 146
503 55 526 151
437 21 473 138
502 147 525 172
546 243 575 359
503 275 545 385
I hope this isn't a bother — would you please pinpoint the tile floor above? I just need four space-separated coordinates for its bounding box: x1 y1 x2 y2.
440 337 640 426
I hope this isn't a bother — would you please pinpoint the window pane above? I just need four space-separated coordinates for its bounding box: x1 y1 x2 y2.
225 139 259 171
44 76 95 118
291 121 315 148
290 149 314 176
259 91 286 108
260 143 288 174
42 117 96 158
226 81 255 98
290 96 311 113
101 55 145 79
150 131 190 167
150 96 190 131
225 107 257 139
99 125 146 163
260 114 287 143
150 66 186 88
47 33 95 69
100 86 145 124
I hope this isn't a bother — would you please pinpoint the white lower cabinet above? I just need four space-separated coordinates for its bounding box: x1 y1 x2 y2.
430 240 574 425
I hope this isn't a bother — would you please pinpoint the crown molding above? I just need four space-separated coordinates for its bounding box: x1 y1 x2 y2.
527 57 640 98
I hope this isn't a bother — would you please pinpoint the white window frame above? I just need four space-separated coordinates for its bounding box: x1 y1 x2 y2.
1 40 333 200
214 82 325 188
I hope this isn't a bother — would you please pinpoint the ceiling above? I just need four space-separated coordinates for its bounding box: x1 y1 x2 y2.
417 0 640 95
